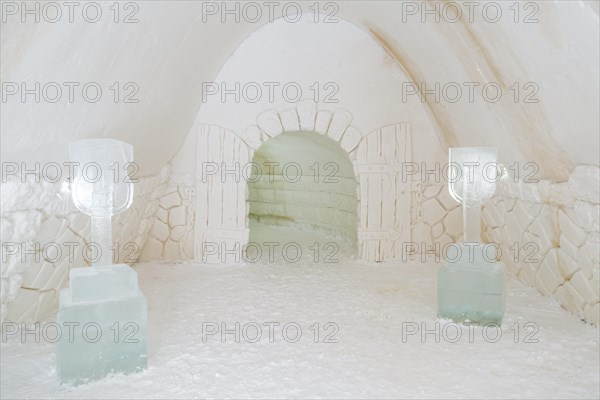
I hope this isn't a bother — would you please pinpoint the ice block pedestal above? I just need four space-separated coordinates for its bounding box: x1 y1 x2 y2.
57 264 147 385
437 244 506 325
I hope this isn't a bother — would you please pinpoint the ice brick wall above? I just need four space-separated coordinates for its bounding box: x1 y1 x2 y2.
410 182 463 256
483 166 600 325
248 176 358 239
140 173 196 262
0 166 170 324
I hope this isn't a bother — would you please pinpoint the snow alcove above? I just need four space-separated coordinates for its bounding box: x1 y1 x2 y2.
1 1 599 398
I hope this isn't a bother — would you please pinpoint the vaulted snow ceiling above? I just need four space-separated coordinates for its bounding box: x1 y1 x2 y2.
2 1 598 180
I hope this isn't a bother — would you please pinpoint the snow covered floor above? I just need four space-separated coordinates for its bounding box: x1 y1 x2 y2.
2 223 599 399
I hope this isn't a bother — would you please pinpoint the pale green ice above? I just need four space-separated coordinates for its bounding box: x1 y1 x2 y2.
57 264 147 385
437 244 506 325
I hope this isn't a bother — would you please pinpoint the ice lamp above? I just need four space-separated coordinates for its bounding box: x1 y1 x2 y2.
437 147 506 325
57 139 147 385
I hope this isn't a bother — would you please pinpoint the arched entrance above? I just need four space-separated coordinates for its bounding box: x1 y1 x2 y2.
247 131 358 261
193 103 412 263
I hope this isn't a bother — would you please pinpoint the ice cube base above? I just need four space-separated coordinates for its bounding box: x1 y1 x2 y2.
57 265 147 385
437 261 506 325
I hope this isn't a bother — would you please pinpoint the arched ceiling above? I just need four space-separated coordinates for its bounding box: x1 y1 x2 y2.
2 1 598 180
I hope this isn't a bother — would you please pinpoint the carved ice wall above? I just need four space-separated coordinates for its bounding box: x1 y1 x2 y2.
0 166 170 324
483 166 600 325
140 175 196 262
411 182 463 253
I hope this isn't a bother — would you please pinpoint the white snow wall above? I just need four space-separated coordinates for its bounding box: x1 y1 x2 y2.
1 2 598 324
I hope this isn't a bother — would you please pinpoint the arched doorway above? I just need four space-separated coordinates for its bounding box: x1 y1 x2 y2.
193 112 412 264
247 131 358 262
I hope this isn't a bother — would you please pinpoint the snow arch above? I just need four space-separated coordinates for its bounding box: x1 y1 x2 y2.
193 102 412 263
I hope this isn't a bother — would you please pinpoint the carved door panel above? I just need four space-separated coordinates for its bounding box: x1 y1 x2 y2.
354 123 411 262
195 125 250 263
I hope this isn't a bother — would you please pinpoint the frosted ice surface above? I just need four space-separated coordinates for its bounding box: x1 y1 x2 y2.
70 264 139 302
68 139 134 268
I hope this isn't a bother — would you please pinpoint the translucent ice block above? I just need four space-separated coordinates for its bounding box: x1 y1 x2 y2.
438 245 506 325
69 264 139 302
57 264 147 385
444 243 497 265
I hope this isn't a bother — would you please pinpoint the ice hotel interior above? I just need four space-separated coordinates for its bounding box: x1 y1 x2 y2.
1 1 599 399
